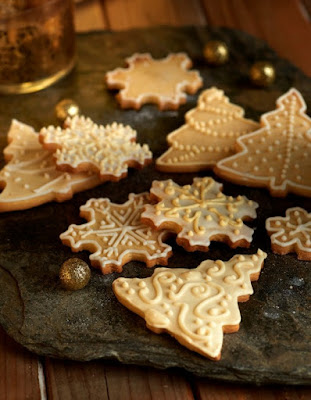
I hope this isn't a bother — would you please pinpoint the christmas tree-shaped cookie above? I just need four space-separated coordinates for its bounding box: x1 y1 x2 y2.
113 249 267 360
156 87 259 172
0 120 101 212
215 88 311 197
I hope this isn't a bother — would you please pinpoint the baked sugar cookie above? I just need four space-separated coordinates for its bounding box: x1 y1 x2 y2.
215 88 311 197
105 53 203 110
39 116 152 181
0 120 101 212
113 249 267 360
141 177 258 252
266 207 311 260
156 87 259 172
60 193 172 274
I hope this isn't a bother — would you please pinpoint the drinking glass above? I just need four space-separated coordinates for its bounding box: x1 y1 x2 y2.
0 0 76 94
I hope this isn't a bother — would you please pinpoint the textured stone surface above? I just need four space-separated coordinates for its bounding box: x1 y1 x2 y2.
0 27 310 385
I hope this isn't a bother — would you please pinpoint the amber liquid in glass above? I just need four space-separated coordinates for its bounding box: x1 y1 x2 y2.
0 0 75 94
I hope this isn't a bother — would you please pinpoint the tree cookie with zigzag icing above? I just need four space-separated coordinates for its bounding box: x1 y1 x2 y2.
156 87 259 172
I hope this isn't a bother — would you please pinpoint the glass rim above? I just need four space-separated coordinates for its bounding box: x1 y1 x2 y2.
0 0 72 22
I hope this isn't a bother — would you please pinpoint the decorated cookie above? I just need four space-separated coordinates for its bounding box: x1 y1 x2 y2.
0 120 101 212
215 88 311 197
156 87 259 172
113 249 267 360
39 115 152 180
105 53 203 110
60 193 173 274
141 177 258 252
266 207 311 260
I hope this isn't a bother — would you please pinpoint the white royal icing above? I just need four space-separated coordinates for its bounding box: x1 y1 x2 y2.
39 116 152 179
0 120 101 211
113 249 267 359
216 88 311 197
105 53 203 109
141 177 258 249
60 193 172 274
156 87 259 171
266 207 311 255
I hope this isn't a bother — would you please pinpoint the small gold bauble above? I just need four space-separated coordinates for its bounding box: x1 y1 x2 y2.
203 40 229 65
249 61 275 87
55 99 80 121
59 258 91 291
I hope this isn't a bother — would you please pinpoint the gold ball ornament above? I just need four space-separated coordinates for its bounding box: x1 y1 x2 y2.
203 41 229 65
250 61 276 87
59 258 91 291
55 99 80 121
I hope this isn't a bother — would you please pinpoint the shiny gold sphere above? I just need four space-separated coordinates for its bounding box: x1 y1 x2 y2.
59 258 91 291
203 40 229 65
249 61 276 87
55 99 80 121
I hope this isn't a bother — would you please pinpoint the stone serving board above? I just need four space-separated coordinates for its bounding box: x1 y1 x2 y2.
0 27 310 385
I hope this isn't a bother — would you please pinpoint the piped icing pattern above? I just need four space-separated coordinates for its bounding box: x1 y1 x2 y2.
0 120 101 212
60 193 173 274
156 87 259 172
266 207 311 260
113 249 267 360
105 53 203 110
141 177 258 251
39 115 152 180
215 88 311 197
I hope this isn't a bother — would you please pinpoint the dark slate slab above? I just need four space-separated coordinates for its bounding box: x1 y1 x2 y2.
0 26 310 385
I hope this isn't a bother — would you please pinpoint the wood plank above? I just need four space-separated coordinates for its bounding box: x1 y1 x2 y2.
45 358 194 400
44 358 108 400
75 0 107 32
194 380 311 400
0 327 41 400
104 364 194 400
201 0 311 76
102 0 206 30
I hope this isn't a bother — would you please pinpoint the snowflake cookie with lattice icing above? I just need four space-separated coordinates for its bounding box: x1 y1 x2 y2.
105 53 203 110
215 88 311 197
156 87 259 172
266 207 311 260
39 115 152 180
113 249 267 360
60 193 173 274
0 120 101 212
141 177 258 252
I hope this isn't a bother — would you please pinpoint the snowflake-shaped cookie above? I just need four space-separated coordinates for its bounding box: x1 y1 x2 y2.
266 207 311 260
141 177 258 251
113 249 267 360
0 120 101 212
105 53 203 110
60 193 173 274
39 116 152 180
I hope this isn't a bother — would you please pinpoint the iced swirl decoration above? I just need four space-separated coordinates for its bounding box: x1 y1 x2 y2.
113 250 266 359
159 178 245 230
144 177 258 247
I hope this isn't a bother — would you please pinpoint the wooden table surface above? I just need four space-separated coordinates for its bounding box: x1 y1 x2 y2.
1 1 311 399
